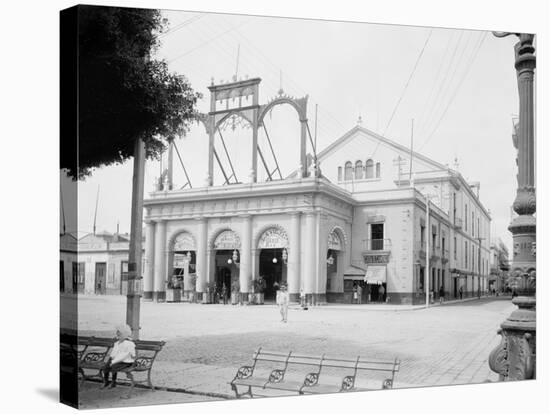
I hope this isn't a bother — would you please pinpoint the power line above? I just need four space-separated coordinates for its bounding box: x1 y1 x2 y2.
158 14 204 39
418 32 488 151
417 30 467 138
382 28 433 138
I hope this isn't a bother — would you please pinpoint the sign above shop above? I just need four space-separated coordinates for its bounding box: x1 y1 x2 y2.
364 254 389 264
258 228 289 249
214 230 241 250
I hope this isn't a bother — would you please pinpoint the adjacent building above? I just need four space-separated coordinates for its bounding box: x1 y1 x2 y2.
489 238 510 293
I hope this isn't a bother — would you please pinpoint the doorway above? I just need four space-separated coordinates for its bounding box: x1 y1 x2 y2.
259 248 284 301
95 262 106 295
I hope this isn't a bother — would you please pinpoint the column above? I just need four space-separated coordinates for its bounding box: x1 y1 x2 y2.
143 219 155 300
300 119 307 177
303 212 317 304
240 215 252 300
251 248 260 281
287 212 301 302
167 140 174 190
153 219 167 302
206 131 214 186
250 112 258 183
196 218 208 300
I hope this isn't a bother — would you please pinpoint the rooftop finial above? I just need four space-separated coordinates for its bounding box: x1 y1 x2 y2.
357 115 363 125
453 157 459 171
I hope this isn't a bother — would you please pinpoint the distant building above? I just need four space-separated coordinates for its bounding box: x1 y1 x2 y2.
77 232 144 295
489 238 510 292
60 233 78 293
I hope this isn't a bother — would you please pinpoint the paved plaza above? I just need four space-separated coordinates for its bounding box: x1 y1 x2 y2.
66 295 515 407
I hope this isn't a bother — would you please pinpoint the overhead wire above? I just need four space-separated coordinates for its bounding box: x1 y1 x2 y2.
418 31 488 151
382 28 433 138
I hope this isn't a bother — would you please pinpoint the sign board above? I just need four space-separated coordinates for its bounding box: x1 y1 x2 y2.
364 254 389 264
214 230 241 250
258 228 288 249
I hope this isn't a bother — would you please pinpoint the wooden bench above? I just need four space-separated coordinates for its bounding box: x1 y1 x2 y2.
230 348 400 398
64 336 165 394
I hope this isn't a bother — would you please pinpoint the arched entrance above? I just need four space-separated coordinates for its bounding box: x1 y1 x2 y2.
257 227 289 301
170 232 196 301
327 229 346 302
212 230 241 303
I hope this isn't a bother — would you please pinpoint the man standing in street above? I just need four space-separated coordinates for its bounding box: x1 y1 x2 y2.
357 283 363 304
277 283 289 322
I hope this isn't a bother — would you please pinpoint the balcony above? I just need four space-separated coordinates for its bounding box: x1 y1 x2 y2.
415 241 440 263
362 238 392 252
441 248 450 264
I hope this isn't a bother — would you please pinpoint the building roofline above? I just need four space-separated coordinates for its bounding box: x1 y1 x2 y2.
317 125 448 171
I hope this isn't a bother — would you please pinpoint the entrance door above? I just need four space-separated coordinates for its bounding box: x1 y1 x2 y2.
453 277 458 298
216 267 231 292
60 260 65 292
95 262 106 295
259 249 284 301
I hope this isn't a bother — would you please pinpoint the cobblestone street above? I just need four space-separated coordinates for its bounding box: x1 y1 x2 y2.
68 295 515 406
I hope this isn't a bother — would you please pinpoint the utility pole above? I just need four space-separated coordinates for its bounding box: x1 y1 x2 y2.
425 195 430 307
126 138 146 339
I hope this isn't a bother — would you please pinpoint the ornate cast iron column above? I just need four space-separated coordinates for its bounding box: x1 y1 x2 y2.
488 32 536 381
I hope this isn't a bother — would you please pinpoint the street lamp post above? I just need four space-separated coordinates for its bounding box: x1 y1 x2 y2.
488 32 536 381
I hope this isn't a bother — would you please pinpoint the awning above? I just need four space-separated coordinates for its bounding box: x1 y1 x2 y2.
364 266 387 284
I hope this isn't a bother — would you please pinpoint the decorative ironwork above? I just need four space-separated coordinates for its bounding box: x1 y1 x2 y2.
134 357 152 370
488 297 536 380
218 112 252 131
341 375 355 391
82 352 107 364
268 369 285 383
235 366 253 379
303 373 319 387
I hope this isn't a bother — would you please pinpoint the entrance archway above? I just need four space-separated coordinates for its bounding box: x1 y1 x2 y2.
257 226 289 301
212 230 241 302
327 228 346 302
169 231 196 300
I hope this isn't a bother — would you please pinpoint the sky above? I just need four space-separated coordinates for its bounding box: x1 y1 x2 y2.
69 7 525 252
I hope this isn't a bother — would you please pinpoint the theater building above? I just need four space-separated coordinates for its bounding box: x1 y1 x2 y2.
142 78 491 305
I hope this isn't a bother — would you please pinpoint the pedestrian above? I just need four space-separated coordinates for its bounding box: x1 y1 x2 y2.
459 286 463 300
353 283 358 304
101 324 135 389
276 283 289 322
221 283 227 305
378 284 385 303
439 285 445 304
300 287 306 308
357 283 363 305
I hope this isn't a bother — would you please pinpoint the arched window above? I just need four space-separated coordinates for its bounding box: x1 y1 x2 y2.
344 161 353 180
376 162 381 178
365 159 374 178
355 161 363 179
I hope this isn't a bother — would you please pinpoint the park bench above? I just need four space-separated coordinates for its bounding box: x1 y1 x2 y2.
230 348 400 398
69 336 165 393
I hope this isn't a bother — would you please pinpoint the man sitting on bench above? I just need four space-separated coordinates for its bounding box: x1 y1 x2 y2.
101 324 135 389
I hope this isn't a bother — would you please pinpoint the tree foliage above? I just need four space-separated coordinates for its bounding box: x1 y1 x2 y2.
63 5 201 179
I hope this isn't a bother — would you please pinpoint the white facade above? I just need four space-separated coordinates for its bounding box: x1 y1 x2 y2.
143 124 491 304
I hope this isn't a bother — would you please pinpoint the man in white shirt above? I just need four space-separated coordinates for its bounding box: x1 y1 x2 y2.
101 324 136 389
276 284 289 322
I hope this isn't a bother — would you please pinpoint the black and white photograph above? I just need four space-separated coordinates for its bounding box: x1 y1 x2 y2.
2 1 546 413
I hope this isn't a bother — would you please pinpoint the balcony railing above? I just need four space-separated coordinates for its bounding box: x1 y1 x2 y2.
362 238 391 251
